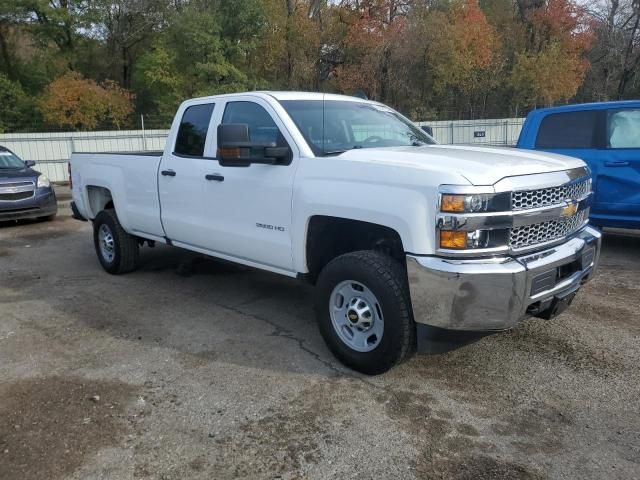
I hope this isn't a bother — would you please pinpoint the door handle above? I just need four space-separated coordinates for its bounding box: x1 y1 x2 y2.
604 161 630 167
205 173 224 182
161 169 176 177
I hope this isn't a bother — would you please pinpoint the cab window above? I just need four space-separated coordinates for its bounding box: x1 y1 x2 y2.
535 111 598 149
174 103 215 157
221 101 289 151
607 109 640 148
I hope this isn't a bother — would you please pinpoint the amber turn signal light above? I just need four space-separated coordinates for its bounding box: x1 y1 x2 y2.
440 230 467 249
217 147 240 158
441 194 465 212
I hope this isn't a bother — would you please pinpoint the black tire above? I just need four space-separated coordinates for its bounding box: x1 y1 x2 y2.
315 250 416 375
93 209 140 274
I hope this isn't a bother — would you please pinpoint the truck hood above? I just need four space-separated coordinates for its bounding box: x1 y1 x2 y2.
337 145 586 185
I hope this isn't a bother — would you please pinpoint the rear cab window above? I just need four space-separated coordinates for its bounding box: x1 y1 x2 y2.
174 103 215 157
607 109 640 148
535 110 598 149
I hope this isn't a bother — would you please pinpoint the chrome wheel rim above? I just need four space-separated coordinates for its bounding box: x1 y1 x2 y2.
329 280 384 352
98 223 115 263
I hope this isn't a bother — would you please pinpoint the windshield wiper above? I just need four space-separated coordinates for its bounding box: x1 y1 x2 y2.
323 145 362 156
323 150 347 156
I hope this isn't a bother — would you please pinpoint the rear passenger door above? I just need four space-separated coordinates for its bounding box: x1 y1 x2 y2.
599 107 640 225
158 101 216 248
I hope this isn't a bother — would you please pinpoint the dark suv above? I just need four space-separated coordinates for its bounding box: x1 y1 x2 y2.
0 147 57 222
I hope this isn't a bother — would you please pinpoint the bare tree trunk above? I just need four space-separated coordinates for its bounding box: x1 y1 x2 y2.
285 0 296 86
616 9 640 98
0 25 15 80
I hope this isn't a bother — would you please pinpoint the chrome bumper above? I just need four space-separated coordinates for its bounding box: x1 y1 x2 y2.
406 225 601 331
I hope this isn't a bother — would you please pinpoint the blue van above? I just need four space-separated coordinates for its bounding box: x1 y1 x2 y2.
517 100 640 229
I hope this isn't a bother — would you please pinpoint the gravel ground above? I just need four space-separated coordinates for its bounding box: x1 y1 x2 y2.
1 191 639 480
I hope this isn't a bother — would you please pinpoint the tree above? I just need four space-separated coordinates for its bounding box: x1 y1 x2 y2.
424 0 501 116
39 72 133 130
0 74 38 132
133 46 184 125
511 41 587 106
334 0 410 102
582 0 640 100
509 0 593 107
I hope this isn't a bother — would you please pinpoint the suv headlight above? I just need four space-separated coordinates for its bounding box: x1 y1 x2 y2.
37 175 50 188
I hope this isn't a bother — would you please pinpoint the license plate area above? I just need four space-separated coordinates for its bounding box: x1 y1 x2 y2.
530 248 593 298
530 258 580 297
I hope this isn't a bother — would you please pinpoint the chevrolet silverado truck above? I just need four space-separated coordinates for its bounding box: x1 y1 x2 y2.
70 92 601 374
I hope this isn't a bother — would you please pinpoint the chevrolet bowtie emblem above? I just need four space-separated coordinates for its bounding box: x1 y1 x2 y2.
562 203 578 217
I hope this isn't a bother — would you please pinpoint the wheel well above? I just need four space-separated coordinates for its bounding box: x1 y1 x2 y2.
305 216 405 283
86 186 113 217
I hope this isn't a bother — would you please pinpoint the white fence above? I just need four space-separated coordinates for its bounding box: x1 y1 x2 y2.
0 129 169 182
0 118 525 182
419 118 525 146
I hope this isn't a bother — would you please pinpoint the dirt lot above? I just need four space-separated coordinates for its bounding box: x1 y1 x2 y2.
1 191 639 480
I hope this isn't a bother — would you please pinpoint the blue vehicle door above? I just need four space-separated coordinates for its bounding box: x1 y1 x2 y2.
532 108 600 187
598 107 640 226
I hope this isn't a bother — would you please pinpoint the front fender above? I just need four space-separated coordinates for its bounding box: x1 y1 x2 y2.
291 178 438 273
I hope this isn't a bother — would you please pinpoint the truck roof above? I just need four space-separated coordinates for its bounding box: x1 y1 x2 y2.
527 99 640 116
183 91 379 105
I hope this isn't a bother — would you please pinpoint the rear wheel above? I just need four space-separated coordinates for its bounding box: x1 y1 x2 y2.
93 209 139 274
315 250 416 375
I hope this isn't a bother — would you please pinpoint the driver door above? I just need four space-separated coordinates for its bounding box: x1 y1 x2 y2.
199 97 299 273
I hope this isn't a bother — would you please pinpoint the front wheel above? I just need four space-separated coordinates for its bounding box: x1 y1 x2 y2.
315 251 416 375
93 209 140 274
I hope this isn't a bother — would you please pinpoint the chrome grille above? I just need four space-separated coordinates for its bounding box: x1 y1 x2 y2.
510 210 587 249
511 179 591 210
0 191 33 201
0 181 35 201
0 181 33 188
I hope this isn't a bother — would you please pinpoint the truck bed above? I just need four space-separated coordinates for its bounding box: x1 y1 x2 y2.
70 151 165 239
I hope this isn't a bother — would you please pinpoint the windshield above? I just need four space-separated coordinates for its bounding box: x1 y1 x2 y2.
280 99 436 156
0 150 26 169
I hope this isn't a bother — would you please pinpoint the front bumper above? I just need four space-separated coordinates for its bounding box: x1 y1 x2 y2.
0 188 57 221
406 225 601 331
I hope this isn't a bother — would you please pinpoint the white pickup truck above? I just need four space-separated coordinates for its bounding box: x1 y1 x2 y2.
70 91 601 374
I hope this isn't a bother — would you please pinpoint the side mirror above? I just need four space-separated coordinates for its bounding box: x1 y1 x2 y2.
217 123 290 167
421 125 433 137
24 160 36 168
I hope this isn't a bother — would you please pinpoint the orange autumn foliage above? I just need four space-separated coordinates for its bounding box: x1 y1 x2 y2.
511 0 594 106
40 72 134 130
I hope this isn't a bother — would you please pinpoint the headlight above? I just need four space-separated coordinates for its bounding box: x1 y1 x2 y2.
440 193 510 213
439 229 508 250
37 175 50 188
441 194 489 213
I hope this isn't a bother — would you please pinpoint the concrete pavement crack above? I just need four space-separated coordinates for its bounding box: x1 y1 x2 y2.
218 301 352 378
